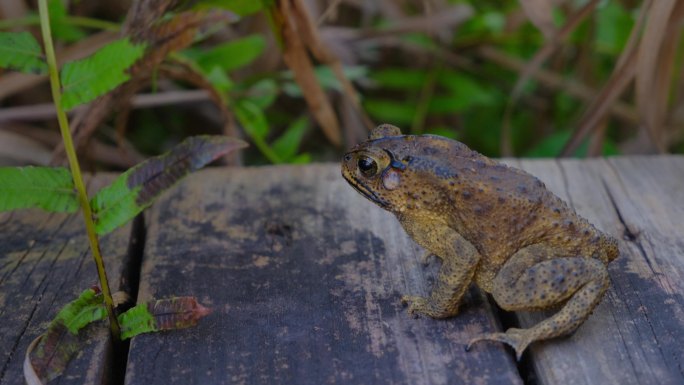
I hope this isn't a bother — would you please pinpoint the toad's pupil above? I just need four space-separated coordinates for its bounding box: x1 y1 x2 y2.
358 157 377 176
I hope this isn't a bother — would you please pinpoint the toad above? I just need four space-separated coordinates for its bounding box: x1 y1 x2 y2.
341 124 618 359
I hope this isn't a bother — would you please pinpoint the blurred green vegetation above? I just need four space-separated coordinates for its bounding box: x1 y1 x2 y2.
1 0 680 167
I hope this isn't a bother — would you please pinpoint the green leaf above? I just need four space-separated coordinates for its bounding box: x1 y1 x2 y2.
0 31 48 74
194 35 266 73
364 98 416 125
119 297 212 340
0 167 78 213
524 130 621 157
289 153 311 164
196 0 264 16
60 38 146 110
54 288 107 335
242 78 278 109
282 65 367 96
90 136 247 235
49 0 86 43
118 303 156 339
205 66 234 93
371 68 427 90
595 2 633 54
272 116 308 161
234 99 269 140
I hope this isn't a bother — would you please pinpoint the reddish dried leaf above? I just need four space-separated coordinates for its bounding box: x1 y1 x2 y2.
24 288 107 384
91 135 247 234
149 296 213 331
118 297 211 339
26 324 80 383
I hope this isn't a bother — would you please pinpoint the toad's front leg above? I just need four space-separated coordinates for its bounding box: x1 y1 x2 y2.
399 219 480 319
467 244 610 360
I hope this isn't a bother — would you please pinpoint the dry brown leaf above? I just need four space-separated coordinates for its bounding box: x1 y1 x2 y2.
561 0 652 156
635 0 676 152
518 0 557 39
290 0 374 132
478 46 637 124
23 335 44 385
51 9 232 165
274 0 342 146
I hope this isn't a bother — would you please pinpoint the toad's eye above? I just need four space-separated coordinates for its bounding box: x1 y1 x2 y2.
357 156 378 177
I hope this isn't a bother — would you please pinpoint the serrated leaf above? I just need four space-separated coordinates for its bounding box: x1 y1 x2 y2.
27 288 106 383
54 288 107 334
0 31 48 74
90 136 247 235
60 38 146 110
194 35 265 73
119 297 212 340
234 99 269 140
272 116 308 161
118 303 156 340
0 167 78 213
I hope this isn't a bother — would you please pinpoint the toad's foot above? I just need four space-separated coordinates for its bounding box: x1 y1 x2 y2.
420 252 436 266
466 328 532 361
400 295 447 318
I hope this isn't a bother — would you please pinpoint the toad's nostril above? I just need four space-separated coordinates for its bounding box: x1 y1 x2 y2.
344 154 352 162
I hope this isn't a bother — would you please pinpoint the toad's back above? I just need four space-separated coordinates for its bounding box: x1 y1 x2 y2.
372 134 618 265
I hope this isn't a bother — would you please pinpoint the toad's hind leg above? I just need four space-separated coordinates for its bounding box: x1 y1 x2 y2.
467 246 610 360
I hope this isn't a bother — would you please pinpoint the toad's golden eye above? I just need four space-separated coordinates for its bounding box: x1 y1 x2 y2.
357 156 378 177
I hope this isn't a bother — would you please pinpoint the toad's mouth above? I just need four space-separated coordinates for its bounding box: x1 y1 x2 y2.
345 174 390 208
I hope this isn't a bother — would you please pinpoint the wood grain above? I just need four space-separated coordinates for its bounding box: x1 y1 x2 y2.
124 165 521 385
0 175 135 385
4 157 682 384
510 156 684 385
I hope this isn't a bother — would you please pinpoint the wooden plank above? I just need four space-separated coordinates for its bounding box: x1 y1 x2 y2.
125 165 521 385
510 156 684 385
0 175 135 385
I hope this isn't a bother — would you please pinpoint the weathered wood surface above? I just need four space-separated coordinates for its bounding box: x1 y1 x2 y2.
2 157 683 385
124 156 684 385
0 175 135 385
124 165 520 385
509 157 684 385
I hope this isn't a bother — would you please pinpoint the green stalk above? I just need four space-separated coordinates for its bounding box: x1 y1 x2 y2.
37 0 121 339
0 14 120 31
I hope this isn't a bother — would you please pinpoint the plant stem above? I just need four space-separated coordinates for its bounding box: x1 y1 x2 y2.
37 0 121 340
0 14 120 31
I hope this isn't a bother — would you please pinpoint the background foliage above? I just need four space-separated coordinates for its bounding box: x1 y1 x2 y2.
0 0 682 168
